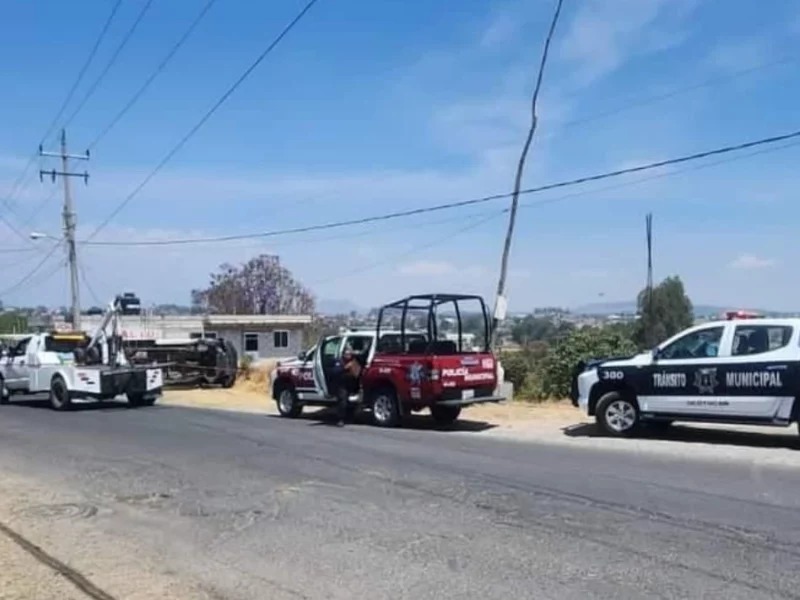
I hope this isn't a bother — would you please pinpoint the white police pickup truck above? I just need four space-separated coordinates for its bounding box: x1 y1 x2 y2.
573 313 800 436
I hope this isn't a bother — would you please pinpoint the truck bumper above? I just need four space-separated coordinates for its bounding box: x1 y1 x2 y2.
436 395 505 407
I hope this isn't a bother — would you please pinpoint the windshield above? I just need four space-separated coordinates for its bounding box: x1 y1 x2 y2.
45 336 85 354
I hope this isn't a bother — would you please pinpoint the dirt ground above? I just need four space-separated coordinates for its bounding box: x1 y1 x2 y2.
0 532 84 600
161 377 579 433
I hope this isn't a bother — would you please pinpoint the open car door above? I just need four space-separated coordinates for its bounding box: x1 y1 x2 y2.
311 336 330 399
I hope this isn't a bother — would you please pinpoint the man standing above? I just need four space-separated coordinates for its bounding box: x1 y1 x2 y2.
335 347 361 427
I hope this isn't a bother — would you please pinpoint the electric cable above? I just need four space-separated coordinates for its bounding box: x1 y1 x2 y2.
81 127 800 247
62 0 155 130
85 0 322 241
88 0 221 149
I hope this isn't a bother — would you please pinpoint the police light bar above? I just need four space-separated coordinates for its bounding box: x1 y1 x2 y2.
725 310 761 320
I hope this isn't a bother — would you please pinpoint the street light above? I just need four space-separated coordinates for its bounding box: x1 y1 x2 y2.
29 231 57 241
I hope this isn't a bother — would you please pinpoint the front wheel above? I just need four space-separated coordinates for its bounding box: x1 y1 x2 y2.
0 376 8 405
276 387 302 418
431 404 461 426
49 376 72 411
372 388 400 428
596 391 639 437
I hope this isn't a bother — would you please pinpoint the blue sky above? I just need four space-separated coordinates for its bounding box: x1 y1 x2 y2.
1 0 799 311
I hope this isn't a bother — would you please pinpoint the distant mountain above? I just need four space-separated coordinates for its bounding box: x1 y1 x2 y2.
317 298 363 316
571 301 784 317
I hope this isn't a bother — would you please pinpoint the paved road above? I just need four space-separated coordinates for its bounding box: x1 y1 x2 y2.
1 401 799 600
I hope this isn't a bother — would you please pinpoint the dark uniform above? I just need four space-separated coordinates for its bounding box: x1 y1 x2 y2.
335 350 361 426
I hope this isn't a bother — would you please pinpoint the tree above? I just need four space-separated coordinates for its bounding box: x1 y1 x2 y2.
192 254 315 315
511 316 574 346
0 312 27 334
540 327 637 398
634 276 693 349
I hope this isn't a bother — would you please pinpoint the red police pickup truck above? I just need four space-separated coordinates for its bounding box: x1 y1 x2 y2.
271 294 505 427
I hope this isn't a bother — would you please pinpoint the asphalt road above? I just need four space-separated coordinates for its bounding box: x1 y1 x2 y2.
1 400 799 600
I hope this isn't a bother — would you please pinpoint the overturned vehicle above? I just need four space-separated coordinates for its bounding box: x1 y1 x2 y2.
124 337 238 388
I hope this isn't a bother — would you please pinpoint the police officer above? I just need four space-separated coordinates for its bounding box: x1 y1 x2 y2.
335 347 361 427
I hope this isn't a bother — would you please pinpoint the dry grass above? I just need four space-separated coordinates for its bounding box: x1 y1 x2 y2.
235 360 278 393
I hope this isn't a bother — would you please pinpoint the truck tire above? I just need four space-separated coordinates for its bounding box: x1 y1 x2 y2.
49 376 72 411
372 388 400 428
596 391 639 437
0 376 9 405
276 386 302 418
127 394 157 407
431 404 461 426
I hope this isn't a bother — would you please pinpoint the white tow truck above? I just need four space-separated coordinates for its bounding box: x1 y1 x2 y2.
0 294 164 410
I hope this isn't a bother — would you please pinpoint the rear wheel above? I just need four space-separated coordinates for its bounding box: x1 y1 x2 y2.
276 387 302 418
128 394 157 407
0 376 8 405
49 376 72 411
431 404 461 426
596 391 639 437
372 388 400 428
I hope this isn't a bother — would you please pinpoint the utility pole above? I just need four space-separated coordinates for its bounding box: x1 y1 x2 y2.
490 0 564 349
39 129 90 330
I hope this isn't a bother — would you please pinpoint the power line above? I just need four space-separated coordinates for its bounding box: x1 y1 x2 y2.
78 261 102 306
82 127 800 247
41 0 124 143
62 0 155 130
0 0 124 242
308 138 800 286
0 242 63 299
308 212 506 286
88 0 221 149
20 186 59 228
546 54 798 139
85 0 321 242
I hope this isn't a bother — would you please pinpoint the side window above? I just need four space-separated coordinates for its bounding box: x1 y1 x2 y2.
10 338 30 357
320 337 342 360
733 325 792 356
659 327 724 360
345 336 372 354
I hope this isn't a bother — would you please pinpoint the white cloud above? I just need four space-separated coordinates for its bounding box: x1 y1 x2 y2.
728 253 776 270
397 260 455 276
559 0 696 86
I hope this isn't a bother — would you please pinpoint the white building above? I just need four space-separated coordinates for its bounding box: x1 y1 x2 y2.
52 313 312 361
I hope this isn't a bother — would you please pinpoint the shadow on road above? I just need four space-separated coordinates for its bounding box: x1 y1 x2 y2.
562 422 800 450
273 407 497 433
2 398 132 412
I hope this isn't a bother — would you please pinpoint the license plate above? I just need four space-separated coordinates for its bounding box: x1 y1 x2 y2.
462 389 475 400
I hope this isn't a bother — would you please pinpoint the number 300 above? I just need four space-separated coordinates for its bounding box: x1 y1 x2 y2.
601 370 624 380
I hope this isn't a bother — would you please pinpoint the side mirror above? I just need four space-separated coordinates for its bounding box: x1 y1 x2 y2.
650 348 660 361
297 351 307 361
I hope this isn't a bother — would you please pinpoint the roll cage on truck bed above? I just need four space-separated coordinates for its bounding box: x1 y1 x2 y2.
271 293 506 427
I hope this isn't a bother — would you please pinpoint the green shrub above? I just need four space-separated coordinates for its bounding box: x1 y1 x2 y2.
540 327 637 398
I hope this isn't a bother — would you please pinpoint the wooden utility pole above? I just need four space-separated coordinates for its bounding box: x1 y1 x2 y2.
39 129 90 330
490 0 564 348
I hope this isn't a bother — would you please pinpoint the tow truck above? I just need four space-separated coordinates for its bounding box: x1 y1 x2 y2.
0 294 164 410
271 293 505 427
572 310 800 436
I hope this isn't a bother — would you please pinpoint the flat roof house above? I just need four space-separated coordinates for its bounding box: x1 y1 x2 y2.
52 313 312 361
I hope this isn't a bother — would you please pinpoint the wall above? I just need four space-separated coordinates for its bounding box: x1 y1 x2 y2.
214 327 303 361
